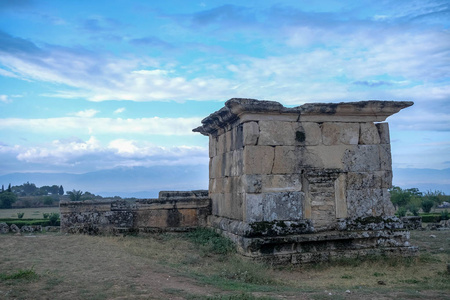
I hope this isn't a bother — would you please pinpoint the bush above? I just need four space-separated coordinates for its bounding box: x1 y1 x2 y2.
440 210 449 221
421 199 434 213
420 214 441 223
407 204 420 216
43 213 49 219
397 207 407 217
48 213 59 226
17 212 25 219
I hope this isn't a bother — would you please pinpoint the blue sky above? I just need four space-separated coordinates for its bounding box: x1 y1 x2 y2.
0 0 449 194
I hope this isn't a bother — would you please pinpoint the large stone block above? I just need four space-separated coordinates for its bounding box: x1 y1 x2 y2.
217 133 226 155
263 192 303 221
243 122 259 145
272 146 302 174
245 192 304 222
346 172 381 190
245 193 264 222
261 174 302 192
209 136 217 158
376 170 393 188
343 145 381 172
383 189 395 216
379 144 392 171
242 174 262 193
335 173 348 218
346 188 383 218
301 122 321 145
340 123 359 145
243 145 274 175
304 145 352 170
360 123 381 145
376 122 390 144
258 121 299 146
322 123 341 145
231 150 244 176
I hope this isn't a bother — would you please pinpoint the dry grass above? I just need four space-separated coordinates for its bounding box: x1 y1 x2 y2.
0 230 448 299
0 207 59 219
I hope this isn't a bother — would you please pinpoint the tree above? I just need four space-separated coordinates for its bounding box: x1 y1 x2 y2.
59 185 64 196
7 183 11 193
67 190 83 201
1 185 4 193
421 199 434 213
0 192 17 208
389 186 412 209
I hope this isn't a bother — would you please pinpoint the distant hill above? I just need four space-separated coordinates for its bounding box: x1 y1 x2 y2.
393 168 450 194
0 165 209 198
1 166 448 198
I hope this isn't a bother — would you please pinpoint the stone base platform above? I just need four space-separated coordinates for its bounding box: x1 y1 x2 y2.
210 216 418 264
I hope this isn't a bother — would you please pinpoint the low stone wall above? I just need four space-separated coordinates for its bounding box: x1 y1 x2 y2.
60 190 210 234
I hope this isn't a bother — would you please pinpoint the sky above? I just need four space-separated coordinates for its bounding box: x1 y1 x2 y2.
0 0 449 195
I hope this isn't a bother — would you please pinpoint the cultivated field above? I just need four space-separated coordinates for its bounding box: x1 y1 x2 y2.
0 207 60 219
0 230 449 300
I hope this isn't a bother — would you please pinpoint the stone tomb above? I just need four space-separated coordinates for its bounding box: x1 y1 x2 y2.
194 98 416 263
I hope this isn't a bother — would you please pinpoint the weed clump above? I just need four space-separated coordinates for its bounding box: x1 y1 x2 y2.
0 267 39 281
187 228 235 255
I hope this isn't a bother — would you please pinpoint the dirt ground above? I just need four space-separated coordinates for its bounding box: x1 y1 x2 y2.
0 230 449 300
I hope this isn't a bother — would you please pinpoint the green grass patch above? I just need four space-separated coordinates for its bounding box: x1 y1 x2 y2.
186 228 236 255
0 268 39 281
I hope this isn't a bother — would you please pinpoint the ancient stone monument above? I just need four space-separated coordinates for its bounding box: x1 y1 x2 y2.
194 98 416 263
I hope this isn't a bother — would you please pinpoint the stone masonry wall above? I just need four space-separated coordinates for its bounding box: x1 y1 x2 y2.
60 190 210 234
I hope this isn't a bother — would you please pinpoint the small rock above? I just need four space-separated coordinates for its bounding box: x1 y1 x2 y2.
429 234 436 238
0 222 9 234
345 290 351 294
10 224 20 233
378 280 386 285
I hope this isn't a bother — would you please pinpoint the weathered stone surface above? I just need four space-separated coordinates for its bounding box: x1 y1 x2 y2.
301 122 321 145
303 145 352 170
261 174 302 192
347 188 386 218
376 122 390 144
379 144 392 171
343 145 380 172
272 146 302 174
243 145 274 174
340 123 360 145
0 222 9 233
401 216 422 230
10 224 20 233
209 136 217 158
243 121 259 145
335 174 348 218
258 121 299 146
360 123 381 145
245 192 303 222
347 172 381 190
322 123 341 145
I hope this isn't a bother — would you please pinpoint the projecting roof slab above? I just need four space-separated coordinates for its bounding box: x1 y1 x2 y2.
193 98 413 135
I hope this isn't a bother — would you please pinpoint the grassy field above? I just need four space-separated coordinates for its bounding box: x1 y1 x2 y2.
0 229 449 300
0 207 60 219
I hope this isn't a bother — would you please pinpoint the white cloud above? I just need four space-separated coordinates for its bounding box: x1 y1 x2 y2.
113 107 125 114
70 109 99 117
0 95 12 103
2 137 208 172
0 116 202 135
